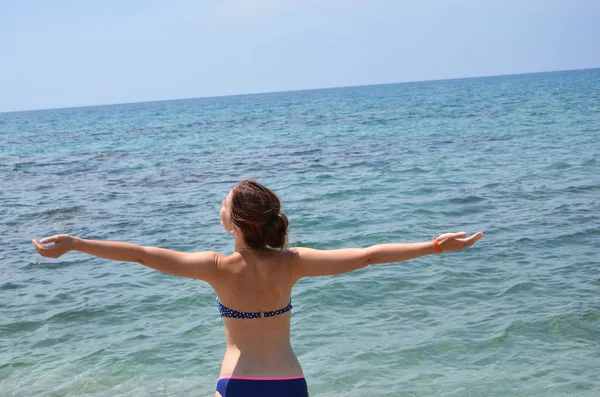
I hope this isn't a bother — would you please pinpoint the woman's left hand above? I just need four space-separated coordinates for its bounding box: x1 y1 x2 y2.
436 231 484 252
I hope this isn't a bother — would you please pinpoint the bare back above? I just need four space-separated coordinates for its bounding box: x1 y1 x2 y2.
211 248 303 379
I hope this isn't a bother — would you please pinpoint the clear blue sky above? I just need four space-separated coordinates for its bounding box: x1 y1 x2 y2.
1 0 599 112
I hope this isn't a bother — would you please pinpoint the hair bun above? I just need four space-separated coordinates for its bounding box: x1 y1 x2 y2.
266 213 289 249
230 180 289 250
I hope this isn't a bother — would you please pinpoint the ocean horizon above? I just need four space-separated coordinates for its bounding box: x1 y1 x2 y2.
2 67 597 114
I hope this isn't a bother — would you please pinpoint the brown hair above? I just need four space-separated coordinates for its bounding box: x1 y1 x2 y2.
230 180 289 250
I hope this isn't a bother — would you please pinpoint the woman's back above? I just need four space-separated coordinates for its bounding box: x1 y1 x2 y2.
212 249 303 378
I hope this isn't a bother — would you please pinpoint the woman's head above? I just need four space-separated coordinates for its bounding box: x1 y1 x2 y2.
220 180 288 250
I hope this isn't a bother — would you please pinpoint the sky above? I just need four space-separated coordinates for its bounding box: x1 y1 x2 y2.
1 0 599 113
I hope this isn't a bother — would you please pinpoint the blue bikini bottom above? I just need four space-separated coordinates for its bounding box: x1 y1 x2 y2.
216 376 308 397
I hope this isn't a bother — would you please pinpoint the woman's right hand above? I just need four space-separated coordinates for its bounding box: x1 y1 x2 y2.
32 234 75 259
436 232 484 252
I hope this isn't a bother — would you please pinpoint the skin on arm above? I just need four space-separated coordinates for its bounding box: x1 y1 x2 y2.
291 232 484 280
32 234 222 282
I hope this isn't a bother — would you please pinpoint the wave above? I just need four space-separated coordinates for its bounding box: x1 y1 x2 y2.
497 281 536 296
0 320 44 335
40 205 86 217
0 282 25 290
396 167 431 174
448 195 486 204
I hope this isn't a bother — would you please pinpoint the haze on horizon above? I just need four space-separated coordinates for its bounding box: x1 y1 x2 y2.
1 0 599 113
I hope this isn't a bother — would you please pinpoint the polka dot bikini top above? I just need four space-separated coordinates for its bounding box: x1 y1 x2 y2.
216 298 293 319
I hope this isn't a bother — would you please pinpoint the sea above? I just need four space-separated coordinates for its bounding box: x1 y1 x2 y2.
1 68 599 396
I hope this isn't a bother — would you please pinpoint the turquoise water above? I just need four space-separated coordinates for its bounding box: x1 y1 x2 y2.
1 69 599 396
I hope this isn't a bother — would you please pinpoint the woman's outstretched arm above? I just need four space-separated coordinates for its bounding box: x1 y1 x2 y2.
32 234 222 282
291 232 484 279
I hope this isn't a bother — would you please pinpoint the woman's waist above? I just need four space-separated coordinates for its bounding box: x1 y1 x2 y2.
220 344 303 378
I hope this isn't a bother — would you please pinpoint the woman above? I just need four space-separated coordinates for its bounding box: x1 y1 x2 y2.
33 180 484 397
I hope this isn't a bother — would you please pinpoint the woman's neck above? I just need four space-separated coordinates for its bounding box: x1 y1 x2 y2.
233 236 253 253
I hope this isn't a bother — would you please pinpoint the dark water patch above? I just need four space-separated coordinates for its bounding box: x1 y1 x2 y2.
581 158 596 166
24 259 79 270
0 282 25 290
167 295 209 308
47 308 113 324
548 228 600 245
73 348 107 362
504 313 600 343
0 361 33 379
34 184 54 191
549 161 572 169
581 310 600 324
0 362 32 370
55 163 98 175
316 187 376 200
515 237 534 244
31 333 76 348
488 135 512 141
124 347 171 365
412 208 435 216
357 116 402 126
174 157 194 164
177 121 207 129
482 182 502 188
137 294 167 306
429 140 454 148
47 292 73 305
39 205 86 218
0 320 44 334
128 333 152 341
434 206 487 218
22 277 52 286
561 184 600 194
306 163 327 170
448 195 486 204
288 148 322 156
497 281 536 297
11 161 38 170
397 167 431 174
410 187 435 195
315 173 334 180
341 160 369 169
581 126 600 133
